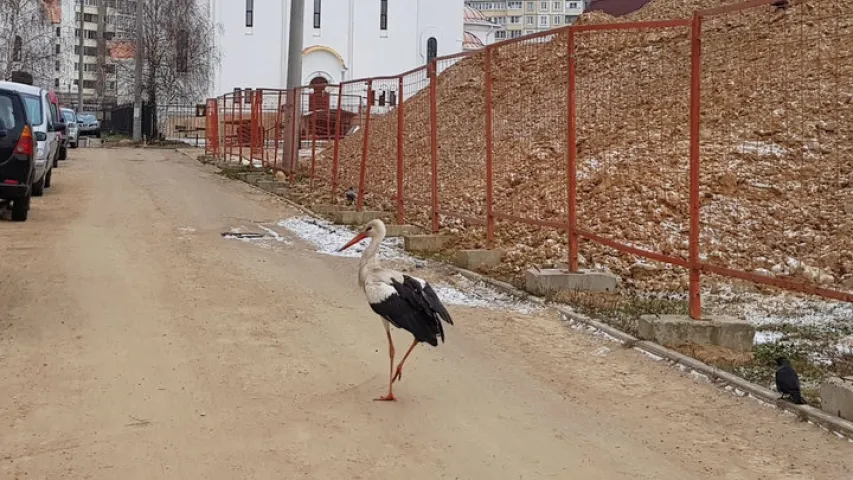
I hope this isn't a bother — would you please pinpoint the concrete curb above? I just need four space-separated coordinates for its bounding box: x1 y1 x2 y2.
207 154 853 440
451 266 853 440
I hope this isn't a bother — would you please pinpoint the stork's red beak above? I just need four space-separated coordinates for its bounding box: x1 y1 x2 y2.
338 232 367 251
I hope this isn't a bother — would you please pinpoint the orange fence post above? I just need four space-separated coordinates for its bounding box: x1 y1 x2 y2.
331 84 344 198
273 90 283 171
567 27 579 272
357 79 374 212
311 95 317 180
484 47 495 245
688 13 703 320
250 89 261 164
429 60 439 233
396 75 405 225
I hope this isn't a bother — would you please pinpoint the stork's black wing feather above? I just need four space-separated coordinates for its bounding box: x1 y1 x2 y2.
368 275 453 347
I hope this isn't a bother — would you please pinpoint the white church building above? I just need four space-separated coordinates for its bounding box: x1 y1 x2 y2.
209 0 465 96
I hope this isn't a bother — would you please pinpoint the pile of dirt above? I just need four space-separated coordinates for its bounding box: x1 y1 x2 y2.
306 0 853 294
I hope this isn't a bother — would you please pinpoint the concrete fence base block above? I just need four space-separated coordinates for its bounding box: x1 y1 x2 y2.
404 235 451 253
525 268 620 296
821 377 853 422
455 249 503 271
256 180 289 195
637 314 755 353
312 204 349 215
384 224 420 237
332 210 387 225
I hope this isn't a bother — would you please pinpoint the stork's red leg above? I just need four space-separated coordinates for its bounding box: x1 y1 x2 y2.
374 328 396 402
393 339 418 383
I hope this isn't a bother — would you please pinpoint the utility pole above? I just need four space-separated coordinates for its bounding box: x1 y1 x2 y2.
281 0 304 173
132 0 144 141
77 0 85 112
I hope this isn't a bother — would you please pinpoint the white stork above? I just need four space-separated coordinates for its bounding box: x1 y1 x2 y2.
338 219 454 401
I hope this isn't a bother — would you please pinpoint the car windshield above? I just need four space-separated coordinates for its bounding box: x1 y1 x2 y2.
62 110 76 123
22 94 43 126
0 95 16 130
79 114 97 123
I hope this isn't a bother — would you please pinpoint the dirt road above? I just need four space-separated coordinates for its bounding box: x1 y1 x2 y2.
1 148 851 480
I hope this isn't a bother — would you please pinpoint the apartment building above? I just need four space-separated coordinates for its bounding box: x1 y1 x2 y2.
465 1 589 41
56 0 136 110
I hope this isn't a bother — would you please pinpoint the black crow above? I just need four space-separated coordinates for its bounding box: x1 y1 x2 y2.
775 356 806 405
346 186 356 206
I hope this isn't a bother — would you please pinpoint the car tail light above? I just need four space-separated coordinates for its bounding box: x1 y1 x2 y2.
15 125 34 156
4 179 19 185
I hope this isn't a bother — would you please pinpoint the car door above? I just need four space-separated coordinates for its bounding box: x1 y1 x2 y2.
0 90 24 165
45 94 59 162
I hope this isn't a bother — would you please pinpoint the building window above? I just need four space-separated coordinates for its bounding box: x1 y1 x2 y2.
553 1 562 10
510 15 520 23
540 1 548 10
567 1 579 7
176 28 189 73
56 27 61 37
554 15 561 25
245 0 253 28
510 30 522 38
13 36 22 61
56 44 61 54
55 60 60 72
538 15 548 26
313 0 321 28
508 1 522 8
495 30 507 39
526 1 534 11
526 15 534 25
380 0 388 30
564 14 577 23
54 78 60 88
426 37 437 64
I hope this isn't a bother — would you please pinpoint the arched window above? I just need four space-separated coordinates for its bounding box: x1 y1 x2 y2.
426 37 437 64
12 36 22 62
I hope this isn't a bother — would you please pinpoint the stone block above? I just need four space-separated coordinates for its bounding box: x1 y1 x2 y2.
637 314 755 352
384 224 420 237
455 249 503 271
403 235 451 253
525 268 619 296
821 377 853 422
256 180 289 195
332 210 387 225
312 204 349 215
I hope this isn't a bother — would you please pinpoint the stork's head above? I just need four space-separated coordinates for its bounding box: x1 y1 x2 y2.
337 219 386 251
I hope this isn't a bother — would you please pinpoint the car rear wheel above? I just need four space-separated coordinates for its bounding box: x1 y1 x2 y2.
32 174 45 196
44 169 52 188
70 141 78 149
11 195 30 222
59 146 67 160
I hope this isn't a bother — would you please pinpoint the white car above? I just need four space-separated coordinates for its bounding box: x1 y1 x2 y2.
61 107 79 149
0 81 65 196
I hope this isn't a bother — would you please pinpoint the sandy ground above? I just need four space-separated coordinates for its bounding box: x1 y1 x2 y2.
0 148 851 480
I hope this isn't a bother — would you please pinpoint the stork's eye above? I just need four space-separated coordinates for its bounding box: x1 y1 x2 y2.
366 226 373 232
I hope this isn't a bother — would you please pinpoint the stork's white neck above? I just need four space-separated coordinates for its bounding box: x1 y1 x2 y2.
358 235 382 287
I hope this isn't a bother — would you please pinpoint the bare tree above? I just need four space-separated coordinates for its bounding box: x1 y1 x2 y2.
0 0 59 87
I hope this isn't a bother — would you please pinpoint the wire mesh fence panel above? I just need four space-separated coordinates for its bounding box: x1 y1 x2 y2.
699 1 853 299
157 103 209 148
354 76 401 213
433 53 486 233
331 80 370 208
573 23 691 290
489 31 570 269
400 67 433 229
310 84 340 189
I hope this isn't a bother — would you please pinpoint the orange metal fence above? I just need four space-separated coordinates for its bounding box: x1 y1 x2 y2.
204 0 853 318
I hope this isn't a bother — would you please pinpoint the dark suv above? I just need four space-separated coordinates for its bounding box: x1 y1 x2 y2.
0 88 35 221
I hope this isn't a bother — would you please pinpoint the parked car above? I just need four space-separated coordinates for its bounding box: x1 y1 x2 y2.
0 81 65 196
61 107 79 150
77 112 101 138
0 87 35 221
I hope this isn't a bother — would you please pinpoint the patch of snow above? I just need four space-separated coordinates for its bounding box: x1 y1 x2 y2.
738 141 787 158
279 216 541 315
754 331 786 345
277 217 409 261
223 224 292 249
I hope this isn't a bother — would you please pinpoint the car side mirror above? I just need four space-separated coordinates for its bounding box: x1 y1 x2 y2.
53 122 67 133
